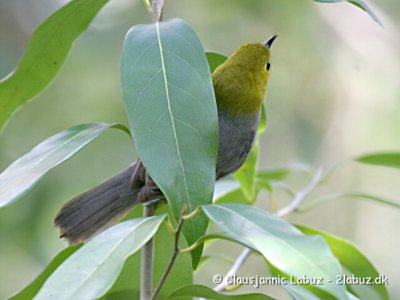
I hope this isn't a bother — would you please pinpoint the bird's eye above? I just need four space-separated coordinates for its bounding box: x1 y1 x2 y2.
266 62 271 71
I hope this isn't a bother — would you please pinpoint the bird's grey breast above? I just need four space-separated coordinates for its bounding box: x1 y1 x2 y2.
216 111 260 179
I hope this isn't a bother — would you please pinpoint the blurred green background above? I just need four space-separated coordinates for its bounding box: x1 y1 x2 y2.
1 0 399 298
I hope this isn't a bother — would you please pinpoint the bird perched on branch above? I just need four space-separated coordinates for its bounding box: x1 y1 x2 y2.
55 35 277 244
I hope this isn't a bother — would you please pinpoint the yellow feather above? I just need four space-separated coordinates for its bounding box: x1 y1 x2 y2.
212 43 271 115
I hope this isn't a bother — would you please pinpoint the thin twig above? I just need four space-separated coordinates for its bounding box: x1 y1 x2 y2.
214 248 252 292
213 168 323 292
151 207 186 300
275 168 323 217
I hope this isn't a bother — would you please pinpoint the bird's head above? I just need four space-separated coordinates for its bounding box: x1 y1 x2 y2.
212 34 277 115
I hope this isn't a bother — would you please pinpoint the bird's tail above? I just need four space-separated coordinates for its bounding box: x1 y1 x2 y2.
54 165 138 244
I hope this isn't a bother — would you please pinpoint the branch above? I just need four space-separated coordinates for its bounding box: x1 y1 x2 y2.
141 2 166 299
140 204 156 300
275 168 322 217
151 207 186 300
214 248 251 292
213 168 323 292
151 0 164 22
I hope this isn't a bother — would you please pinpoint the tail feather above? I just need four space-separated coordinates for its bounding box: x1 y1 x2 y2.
55 165 139 244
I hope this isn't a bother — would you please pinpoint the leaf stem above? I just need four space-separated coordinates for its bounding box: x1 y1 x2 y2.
151 207 186 300
181 206 201 220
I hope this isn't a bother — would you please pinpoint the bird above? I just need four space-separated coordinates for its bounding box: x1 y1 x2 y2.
55 34 277 244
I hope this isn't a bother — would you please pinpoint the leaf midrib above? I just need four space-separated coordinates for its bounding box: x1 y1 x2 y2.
155 23 193 213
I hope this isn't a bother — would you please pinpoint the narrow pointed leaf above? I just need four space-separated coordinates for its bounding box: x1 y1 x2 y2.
206 52 228 73
203 204 348 299
346 193 400 209
121 18 218 268
0 0 109 132
313 0 382 27
34 215 166 300
355 152 400 169
0 123 129 208
9 245 81 300
298 225 390 300
257 168 290 182
166 284 275 300
233 140 259 202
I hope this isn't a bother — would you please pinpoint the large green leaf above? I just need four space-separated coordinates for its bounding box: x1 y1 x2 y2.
34 215 166 300
102 206 192 300
9 245 81 300
0 0 108 132
313 0 382 27
121 18 218 269
203 204 348 299
355 152 400 169
166 284 275 300
0 123 128 208
298 225 390 300
206 51 228 73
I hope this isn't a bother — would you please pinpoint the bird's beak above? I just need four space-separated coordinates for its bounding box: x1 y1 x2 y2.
263 34 278 48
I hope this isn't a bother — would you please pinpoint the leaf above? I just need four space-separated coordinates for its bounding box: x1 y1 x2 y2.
0 123 128 208
206 51 228 73
282 282 359 300
267 263 337 300
213 179 250 204
257 168 290 183
283 284 322 300
258 104 267 134
0 0 108 133
313 0 382 27
233 142 259 202
34 215 166 300
297 225 390 300
9 245 81 300
355 152 400 169
166 284 275 300
102 206 192 300
202 204 348 299
121 18 219 269
346 193 400 209
302 193 400 211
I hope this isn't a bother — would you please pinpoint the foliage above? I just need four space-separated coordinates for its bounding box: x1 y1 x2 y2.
0 0 109 132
